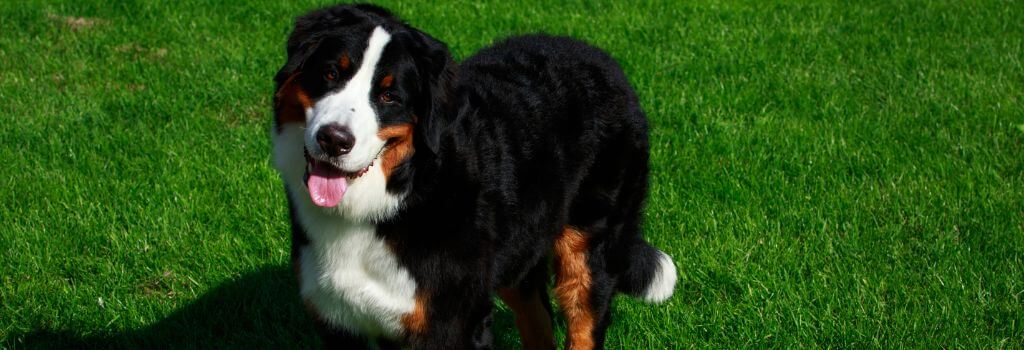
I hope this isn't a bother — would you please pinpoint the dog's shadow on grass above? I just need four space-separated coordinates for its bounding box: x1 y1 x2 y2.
16 265 519 349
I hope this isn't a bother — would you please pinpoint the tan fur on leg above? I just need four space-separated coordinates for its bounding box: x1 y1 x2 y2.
554 227 594 350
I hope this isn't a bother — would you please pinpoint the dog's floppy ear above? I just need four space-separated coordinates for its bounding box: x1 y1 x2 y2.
274 10 335 87
404 29 456 156
273 11 331 129
272 19 315 132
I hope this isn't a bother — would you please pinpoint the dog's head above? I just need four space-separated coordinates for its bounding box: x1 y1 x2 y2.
272 4 453 222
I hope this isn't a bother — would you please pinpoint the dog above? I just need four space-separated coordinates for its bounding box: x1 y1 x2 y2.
271 4 676 349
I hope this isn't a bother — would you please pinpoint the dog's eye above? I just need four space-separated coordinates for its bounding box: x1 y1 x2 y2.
379 91 398 104
325 69 337 81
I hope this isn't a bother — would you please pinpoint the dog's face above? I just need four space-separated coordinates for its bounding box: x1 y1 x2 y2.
272 5 451 222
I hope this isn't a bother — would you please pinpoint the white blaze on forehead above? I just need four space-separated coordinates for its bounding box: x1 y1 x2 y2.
306 26 392 172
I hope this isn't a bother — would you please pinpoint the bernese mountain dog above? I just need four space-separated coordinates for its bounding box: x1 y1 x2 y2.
271 4 676 349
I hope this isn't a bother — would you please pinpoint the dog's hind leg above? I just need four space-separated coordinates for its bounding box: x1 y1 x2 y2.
555 136 675 348
553 226 617 350
498 262 556 350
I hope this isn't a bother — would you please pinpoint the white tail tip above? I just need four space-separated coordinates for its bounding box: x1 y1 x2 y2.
640 250 677 303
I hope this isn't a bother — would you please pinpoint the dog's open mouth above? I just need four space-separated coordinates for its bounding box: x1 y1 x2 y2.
303 148 372 207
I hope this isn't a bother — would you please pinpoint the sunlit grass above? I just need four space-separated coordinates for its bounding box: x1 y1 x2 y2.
2 0 1022 348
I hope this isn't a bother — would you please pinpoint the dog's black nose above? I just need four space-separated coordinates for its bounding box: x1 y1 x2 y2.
316 124 355 156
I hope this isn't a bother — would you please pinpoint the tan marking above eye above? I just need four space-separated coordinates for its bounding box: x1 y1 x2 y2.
381 74 394 88
339 54 350 71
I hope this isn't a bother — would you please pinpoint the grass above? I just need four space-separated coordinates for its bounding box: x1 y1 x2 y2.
1 0 1022 348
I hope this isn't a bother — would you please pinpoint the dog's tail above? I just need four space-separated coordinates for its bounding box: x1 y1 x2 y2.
618 239 677 303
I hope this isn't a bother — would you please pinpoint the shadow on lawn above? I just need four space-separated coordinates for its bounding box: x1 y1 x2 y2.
15 265 519 349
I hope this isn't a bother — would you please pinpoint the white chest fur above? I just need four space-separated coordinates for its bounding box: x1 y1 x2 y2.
274 123 417 339
294 201 418 339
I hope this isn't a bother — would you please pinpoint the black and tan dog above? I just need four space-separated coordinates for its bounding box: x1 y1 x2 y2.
271 4 676 349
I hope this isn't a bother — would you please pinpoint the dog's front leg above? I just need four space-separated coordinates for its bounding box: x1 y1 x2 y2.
406 288 495 350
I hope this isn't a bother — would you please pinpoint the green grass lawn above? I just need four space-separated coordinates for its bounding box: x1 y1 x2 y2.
2 0 1022 348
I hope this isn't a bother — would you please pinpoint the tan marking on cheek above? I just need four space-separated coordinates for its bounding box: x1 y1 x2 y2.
339 54 350 71
499 288 556 350
554 226 594 350
273 73 311 132
376 123 415 179
402 292 428 336
380 74 394 88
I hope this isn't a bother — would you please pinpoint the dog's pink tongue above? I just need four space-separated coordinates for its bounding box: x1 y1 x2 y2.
307 162 347 207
